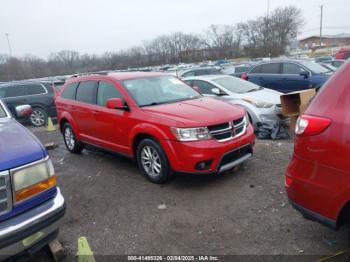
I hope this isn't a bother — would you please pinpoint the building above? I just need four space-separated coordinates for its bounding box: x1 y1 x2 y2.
299 33 350 50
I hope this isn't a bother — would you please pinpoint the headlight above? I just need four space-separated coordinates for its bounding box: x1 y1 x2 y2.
244 113 250 127
11 158 56 203
170 127 212 141
243 98 274 108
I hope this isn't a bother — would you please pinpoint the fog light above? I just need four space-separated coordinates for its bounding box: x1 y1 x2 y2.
195 160 213 171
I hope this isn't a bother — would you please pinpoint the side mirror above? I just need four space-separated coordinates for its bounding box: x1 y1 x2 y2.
300 71 310 78
211 88 225 96
106 98 128 110
15 105 32 118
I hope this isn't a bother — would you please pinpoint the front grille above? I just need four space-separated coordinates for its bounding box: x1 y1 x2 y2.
208 117 246 142
220 144 253 167
0 171 12 215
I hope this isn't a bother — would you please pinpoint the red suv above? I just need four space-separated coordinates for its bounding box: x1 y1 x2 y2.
335 47 350 60
285 60 350 229
55 72 255 183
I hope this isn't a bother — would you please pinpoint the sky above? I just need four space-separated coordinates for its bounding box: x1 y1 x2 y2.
0 0 349 58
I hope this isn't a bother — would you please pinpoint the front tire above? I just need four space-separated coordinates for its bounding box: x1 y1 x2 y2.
30 107 47 127
63 123 84 154
136 138 172 183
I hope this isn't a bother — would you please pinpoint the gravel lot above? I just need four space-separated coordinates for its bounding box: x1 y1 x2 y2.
29 126 350 261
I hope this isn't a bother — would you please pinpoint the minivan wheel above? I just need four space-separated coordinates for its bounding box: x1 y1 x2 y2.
63 123 84 153
30 108 47 127
136 139 172 183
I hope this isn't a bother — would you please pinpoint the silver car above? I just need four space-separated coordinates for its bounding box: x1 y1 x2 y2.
183 75 284 129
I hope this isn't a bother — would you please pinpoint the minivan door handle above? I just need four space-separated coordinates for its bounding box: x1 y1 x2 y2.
92 110 100 116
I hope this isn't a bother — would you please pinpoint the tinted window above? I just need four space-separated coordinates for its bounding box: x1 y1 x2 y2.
283 63 305 74
182 71 196 78
76 81 97 104
344 53 350 60
5 85 27 98
250 65 262 74
260 63 280 74
235 67 248 73
0 87 7 98
61 82 79 100
193 80 217 95
27 84 46 95
97 81 122 106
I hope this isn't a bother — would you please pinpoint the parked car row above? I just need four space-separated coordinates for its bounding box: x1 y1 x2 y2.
1 59 349 259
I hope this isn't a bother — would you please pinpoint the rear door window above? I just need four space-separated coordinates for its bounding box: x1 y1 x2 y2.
260 63 281 74
5 85 27 98
0 87 7 98
97 81 122 106
76 81 98 104
250 65 262 74
283 63 306 74
61 82 79 100
27 84 46 95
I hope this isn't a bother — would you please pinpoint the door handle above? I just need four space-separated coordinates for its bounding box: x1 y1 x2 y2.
92 111 100 115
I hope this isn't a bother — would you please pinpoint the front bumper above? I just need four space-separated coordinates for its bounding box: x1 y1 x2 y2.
0 188 65 258
161 124 255 174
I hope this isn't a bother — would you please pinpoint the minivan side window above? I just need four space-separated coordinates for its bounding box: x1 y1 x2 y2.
76 81 97 104
61 82 79 100
97 81 122 106
260 63 280 74
5 85 27 98
27 84 46 95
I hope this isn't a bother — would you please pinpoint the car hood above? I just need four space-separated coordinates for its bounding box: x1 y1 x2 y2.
141 97 246 127
231 88 282 105
0 118 46 171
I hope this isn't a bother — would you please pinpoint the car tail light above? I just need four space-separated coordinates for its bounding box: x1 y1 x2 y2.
295 115 332 136
241 73 248 80
285 176 293 187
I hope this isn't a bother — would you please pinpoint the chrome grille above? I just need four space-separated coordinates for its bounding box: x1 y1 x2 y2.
0 171 12 215
208 117 246 142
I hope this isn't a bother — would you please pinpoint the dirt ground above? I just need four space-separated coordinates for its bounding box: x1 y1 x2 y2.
29 126 350 261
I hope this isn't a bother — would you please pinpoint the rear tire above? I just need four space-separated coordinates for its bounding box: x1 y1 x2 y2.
136 138 172 183
63 123 84 154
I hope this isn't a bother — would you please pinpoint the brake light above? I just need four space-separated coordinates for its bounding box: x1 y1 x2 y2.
241 73 248 80
295 115 332 136
285 176 293 187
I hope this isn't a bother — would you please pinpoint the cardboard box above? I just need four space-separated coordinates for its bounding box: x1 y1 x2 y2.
280 89 316 117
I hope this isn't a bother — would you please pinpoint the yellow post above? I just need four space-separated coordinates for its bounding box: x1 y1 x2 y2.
47 117 56 132
77 237 96 262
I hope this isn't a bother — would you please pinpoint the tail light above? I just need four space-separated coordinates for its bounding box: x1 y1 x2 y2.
241 73 248 80
295 115 332 136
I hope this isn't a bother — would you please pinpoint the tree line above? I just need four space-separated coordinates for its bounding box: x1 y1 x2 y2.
0 6 303 82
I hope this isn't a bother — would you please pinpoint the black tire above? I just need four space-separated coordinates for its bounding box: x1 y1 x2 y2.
63 123 84 154
136 138 172 183
29 107 48 127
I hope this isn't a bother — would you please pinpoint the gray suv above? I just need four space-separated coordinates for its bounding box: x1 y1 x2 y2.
0 82 57 126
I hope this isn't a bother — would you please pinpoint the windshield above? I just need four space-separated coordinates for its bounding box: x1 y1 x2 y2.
123 76 201 107
0 103 7 118
300 61 330 74
212 76 260 94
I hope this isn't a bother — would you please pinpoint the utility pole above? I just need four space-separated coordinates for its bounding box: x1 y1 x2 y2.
320 5 323 47
5 33 13 57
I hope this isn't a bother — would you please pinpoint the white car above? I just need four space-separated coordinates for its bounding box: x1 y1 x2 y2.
183 75 284 129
